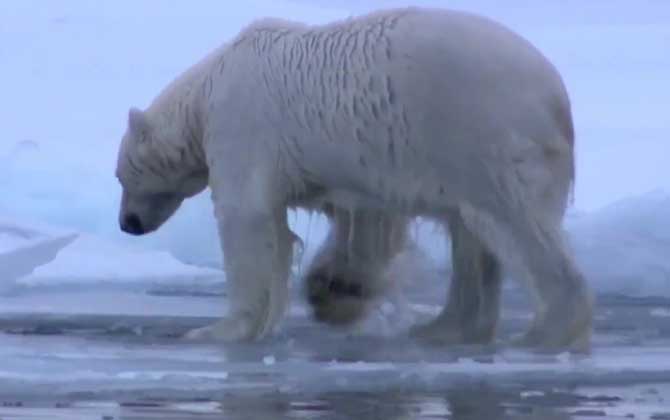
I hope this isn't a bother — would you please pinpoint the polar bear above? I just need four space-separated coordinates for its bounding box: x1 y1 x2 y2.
115 7 592 351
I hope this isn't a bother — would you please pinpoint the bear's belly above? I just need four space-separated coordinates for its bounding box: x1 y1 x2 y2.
291 188 388 212
288 179 453 216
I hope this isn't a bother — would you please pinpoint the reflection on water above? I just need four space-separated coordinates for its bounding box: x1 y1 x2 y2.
0 292 668 419
4 384 669 420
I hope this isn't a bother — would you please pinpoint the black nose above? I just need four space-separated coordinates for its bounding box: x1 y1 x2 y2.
121 213 145 235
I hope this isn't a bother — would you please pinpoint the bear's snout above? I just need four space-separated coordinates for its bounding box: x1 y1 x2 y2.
120 213 145 235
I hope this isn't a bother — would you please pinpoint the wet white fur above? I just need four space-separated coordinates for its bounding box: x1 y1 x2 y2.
116 7 591 350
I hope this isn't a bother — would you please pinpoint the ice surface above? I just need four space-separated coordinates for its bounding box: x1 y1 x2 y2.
0 215 224 293
0 235 77 285
21 233 224 288
0 216 77 285
567 190 670 297
0 287 668 403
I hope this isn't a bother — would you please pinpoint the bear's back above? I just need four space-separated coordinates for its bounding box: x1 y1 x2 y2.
235 7 563 97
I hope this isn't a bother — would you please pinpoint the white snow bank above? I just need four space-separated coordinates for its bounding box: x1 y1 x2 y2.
0 216 223 290
399 191 670 298
5 187 670 298
0 218 77 284
20 234 224 287
566 190 670 297
380 190 670 299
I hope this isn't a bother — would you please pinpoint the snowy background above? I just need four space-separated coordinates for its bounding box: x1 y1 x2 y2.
1 0 669 296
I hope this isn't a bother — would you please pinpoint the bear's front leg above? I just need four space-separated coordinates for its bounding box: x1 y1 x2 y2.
305 207 408 325
186 206 293 342
184 134 295 341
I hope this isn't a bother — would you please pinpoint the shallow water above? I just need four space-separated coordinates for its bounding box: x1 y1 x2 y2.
0 384 668 419
0 287 668 419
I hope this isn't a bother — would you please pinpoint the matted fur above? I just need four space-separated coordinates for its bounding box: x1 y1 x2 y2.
115 7 591 351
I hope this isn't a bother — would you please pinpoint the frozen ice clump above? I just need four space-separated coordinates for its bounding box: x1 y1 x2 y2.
0 216 77 285
0 214 223 292
566 190 670 297
20 233 224 289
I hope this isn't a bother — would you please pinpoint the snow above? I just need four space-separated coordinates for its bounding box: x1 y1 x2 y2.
21 234 223 288
0 216 78 285
0 216 223 292
1 0 668 272
404 189 670 298
0 235 78 285
2 190 670 299
566 190 670 297
0 0 667 332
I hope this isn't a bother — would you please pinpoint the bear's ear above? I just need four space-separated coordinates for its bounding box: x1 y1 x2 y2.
128 107 150 140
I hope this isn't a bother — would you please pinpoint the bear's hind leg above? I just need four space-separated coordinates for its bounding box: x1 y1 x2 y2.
456 201 593 353
509 221 593 352
305 207 408 325
410 212 502 345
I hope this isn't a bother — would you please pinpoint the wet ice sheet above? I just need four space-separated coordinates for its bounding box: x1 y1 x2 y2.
0 333 668 399
0 290 669 402
0 383 668 420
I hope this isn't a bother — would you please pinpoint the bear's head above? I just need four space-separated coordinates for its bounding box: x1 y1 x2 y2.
116 108 207 235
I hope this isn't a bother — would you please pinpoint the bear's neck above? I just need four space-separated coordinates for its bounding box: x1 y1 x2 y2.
146 56 214 166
